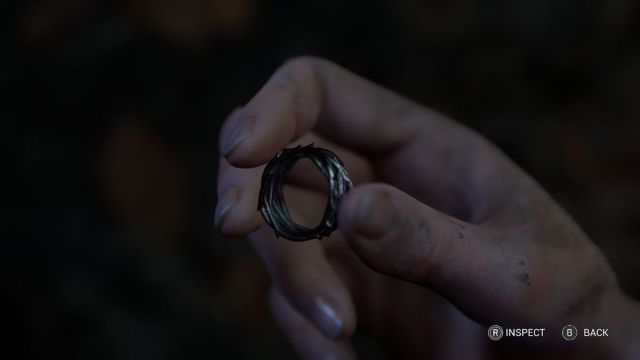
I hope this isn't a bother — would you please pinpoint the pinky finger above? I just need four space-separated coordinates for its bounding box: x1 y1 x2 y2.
269 286 357 360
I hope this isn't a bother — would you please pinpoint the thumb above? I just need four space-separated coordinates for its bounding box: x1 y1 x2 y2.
338 183 517 316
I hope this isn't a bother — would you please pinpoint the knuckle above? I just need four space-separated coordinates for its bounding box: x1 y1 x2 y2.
281 55 320 73
279 56 329 88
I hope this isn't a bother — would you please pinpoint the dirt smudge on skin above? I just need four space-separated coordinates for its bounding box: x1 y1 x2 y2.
516 272 531 286
417 219 431 239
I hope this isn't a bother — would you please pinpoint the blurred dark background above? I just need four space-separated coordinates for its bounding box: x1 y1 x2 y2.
2 0 639 358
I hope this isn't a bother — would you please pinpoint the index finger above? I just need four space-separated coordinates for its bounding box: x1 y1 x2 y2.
219 56 427 168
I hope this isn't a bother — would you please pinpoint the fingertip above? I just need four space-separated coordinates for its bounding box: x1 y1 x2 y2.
219 111 257 165
268 286 357 359
218 218 262 239
218 106 245 154
221 90 298 168
280 267 357 341
215 186 263 238
214 186 237 230
253 233 357 341
338 183 396 238
309 295 357 341
223 117 296 168
340 183 495 295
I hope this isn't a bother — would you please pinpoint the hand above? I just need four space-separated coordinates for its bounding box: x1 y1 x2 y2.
215 57 639 358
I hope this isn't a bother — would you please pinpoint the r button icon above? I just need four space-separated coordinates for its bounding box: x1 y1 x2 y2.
488 325 503 341
562 325 578 341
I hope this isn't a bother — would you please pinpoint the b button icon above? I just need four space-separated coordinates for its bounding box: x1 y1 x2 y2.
488 325 503 341
562 325 578 341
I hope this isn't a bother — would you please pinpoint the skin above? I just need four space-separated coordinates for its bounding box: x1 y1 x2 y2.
215 57 640 359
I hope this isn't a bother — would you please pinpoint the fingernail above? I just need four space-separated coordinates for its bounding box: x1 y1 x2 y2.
311 297 343 340
214 187 238 230
221 114 255 158
353 191 395 238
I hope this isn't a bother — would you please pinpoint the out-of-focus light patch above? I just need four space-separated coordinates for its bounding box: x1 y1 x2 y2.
126 0 256 49
100 115 189 249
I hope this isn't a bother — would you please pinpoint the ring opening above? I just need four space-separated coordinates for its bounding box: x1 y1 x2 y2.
257 144 353 241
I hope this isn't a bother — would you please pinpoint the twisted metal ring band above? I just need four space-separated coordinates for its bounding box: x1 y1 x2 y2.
258 144 353 241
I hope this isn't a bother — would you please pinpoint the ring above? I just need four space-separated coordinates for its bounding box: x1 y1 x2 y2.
258 144 353 241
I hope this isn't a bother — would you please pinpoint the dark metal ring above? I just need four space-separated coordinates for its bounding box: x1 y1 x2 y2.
258 144 353 241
